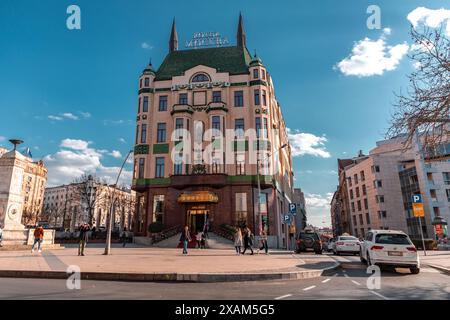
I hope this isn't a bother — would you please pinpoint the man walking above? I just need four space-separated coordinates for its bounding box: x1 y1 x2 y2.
258 228 269 254
180 226 191 255
0 224 3 247
78 223 90 256
31 225 44 253
242 226 254 255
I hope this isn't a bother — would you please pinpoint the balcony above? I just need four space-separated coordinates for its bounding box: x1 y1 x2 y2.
171 104 194 115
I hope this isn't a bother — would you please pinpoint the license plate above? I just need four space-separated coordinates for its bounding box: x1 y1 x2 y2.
388 251 403 256
345 244 354 246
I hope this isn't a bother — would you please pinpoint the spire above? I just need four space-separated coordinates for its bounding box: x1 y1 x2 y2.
237 13 246 48
169 18 178 52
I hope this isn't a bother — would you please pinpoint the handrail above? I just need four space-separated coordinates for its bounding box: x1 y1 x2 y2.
151 225 182 244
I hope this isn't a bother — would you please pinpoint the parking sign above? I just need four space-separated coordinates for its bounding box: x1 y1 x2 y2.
412 194 422 203
289 203 297 215
412 194 424 217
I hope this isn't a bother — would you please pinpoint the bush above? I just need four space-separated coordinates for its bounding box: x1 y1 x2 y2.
411 239 437 250
148 222 165 234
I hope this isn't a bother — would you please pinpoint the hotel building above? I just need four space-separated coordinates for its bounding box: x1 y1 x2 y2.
132 15 295 247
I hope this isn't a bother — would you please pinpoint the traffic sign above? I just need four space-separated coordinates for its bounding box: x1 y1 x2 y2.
289 203 297 215
412 194 424 217
283 214 293 225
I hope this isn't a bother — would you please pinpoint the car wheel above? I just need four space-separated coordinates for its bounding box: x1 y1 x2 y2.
315 250 322 255
335 250 340 256
410 267 420 274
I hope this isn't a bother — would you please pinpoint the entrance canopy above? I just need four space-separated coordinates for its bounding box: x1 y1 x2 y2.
178 191 218 203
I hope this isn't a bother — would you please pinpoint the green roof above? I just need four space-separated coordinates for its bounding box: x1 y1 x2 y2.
155 46 252 81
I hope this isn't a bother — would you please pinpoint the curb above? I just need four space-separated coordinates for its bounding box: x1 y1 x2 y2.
0 262 340 283
423 263 450 275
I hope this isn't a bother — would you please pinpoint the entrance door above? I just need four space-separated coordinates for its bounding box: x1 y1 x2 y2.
187 210 209 233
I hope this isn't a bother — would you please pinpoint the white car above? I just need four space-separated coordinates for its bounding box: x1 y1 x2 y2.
327 238 336 252
333 235 361 255
360 230 420 274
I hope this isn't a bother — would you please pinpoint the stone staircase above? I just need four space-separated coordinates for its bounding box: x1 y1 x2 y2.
148 232 233 249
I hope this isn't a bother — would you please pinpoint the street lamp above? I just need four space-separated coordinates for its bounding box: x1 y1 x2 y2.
104 149 134 255
256 143 288 242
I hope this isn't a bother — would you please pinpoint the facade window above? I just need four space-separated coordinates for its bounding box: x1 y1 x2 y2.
262 69 266 79
371 165 380 173
139 79 143 89
191 73 210 83
443 172 450 185
253 69 259 79
157 123 166 143
234 192 248 226
360 170 365 181
144 78 150 87
254 90 260 105
174 162 183 175
152 195 165 224
155 157 165 178
255 117 262 138
351 202 355 212
143 96 149 112
138 97 141 113
354 174 358 184
364 198 368 210
350 189 354 200
348 177 352 187
141 124 147 144
262 90 267 106
374 180 382 188
357 200 362 211
212 116 221 131
446 189 450 202
175 118 184 130
159 96 168 111
376 195 385 203
353 215 357 226
135 125 139 144
212 91 222 103
356 187 360 198
378 211 387 219
235 119 245 138
179 93 188 105
359 214 363 225
366 212 371 225
236 153 245 175
234 91 244 107
138 158 145 179
362 184 367 196
263 118 268 139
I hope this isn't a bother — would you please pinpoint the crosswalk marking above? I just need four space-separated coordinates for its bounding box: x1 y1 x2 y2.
322 278 331 283
303 285 316 291
275 294 292 300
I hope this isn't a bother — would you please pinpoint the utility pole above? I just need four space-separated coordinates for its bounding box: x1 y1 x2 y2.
104 150 133 255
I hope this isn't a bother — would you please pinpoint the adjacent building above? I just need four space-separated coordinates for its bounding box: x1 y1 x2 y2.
43 177 136 232
331 134 450 240
131 15 295 248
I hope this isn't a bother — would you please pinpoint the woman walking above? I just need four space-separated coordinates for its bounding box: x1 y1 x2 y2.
234 228 243 255
180 226 191 255
258 228 269 254
242 226 254 255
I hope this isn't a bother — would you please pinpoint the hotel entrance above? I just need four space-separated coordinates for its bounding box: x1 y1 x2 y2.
187 208 209 233
178 191 218 233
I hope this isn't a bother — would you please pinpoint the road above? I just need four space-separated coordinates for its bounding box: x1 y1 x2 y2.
0 254 448 300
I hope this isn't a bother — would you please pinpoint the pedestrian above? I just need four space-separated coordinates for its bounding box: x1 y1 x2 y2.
234 228 243 255
78 223 90 256
120 228 128 248
0 224 3 247
258 228 269 254
242 226 254 255
201 232 207 249
31 225 44 253
195 231 202 249
180 226 191 255
203 221 209 239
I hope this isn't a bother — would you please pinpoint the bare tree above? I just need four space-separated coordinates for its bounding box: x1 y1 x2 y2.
388 26 449 149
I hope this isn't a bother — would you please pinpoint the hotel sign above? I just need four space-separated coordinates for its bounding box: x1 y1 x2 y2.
185 32 230 49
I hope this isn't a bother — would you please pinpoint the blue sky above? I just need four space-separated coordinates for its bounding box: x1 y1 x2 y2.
0 0 449 226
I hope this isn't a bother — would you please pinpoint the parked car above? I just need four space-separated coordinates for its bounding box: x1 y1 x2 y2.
333 235 361 255
296 229 322 254
360 230 420 274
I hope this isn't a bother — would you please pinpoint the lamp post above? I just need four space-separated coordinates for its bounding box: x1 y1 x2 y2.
256 143 287 244
104 149 133 255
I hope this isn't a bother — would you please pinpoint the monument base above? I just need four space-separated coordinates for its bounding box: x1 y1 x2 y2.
1 228 55 246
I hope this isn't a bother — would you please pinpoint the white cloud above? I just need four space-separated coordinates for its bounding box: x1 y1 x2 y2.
48 115 63 121
118 138 126 144
287 129 331 158
0 136 6 142
335 30 409 77
44 139 132 187
141 42 153 50
407 7 450 36
80 112 91 119
109 150 122 159
61 113 79 120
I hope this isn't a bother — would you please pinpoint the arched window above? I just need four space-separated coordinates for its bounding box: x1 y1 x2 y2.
191 73 210 83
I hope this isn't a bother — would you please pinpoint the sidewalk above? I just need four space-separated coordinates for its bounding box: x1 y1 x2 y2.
419 251 450 274
0 245 339 282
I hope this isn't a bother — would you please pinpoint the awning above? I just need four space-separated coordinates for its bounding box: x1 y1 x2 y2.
178 191 219 203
